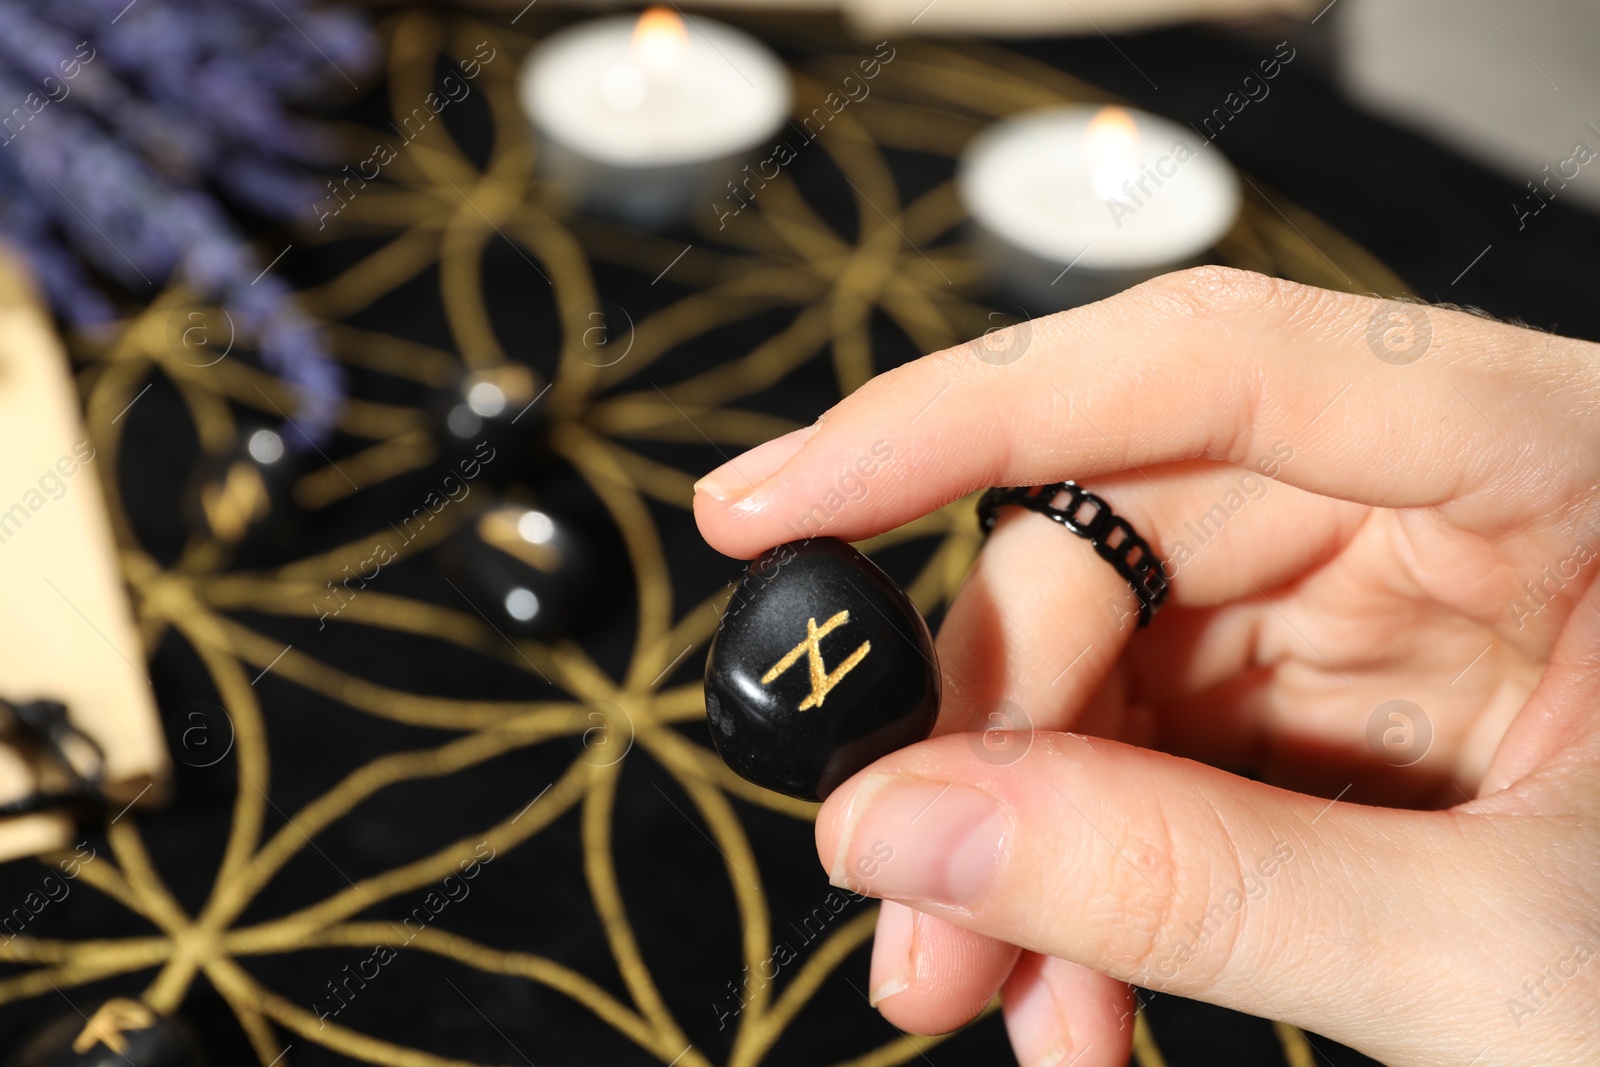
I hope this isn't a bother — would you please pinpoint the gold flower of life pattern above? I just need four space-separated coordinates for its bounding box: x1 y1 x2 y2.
5 7 1408 1066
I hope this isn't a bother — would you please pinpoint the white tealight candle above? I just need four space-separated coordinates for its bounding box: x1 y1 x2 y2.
958 106 1241 311
519 8 792 228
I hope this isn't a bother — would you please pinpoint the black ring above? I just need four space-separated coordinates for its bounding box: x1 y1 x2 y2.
977 483 1169 627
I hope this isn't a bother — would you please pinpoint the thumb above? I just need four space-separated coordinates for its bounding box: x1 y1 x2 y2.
815 732 1531 1065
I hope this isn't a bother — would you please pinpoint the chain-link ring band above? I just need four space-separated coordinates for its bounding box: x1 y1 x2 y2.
977 483 1170 627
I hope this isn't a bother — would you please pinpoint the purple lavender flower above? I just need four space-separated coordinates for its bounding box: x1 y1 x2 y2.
0 0 378 445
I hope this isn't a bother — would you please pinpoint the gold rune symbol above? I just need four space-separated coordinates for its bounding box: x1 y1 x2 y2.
72 998 155 1054
761 609 871 711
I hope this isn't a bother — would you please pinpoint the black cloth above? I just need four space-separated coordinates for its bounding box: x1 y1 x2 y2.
2 10 1594 1067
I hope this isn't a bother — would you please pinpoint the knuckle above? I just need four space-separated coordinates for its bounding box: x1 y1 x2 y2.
1134 265 1342 344
1085 792 1254 992
1186 803 1255 987
1133 265 1285 320
1077 797 1187 978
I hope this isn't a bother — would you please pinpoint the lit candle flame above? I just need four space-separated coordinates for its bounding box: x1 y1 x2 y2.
601 7 689 112
631 6 690 74
1084 107 1141 202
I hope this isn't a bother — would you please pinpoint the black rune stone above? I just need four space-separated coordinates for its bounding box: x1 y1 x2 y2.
183 424 301 552
435 504 595 641
431 365 547 477
704 538 940 801
8 999 201 1067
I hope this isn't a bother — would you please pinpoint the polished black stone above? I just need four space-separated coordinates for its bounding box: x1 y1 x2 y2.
430 365 546 475
182 424 301 552
434 503 595 641
704 538 940 801
7 999 200 1067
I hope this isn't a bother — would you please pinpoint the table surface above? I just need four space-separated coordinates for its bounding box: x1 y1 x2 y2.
2 6 1595 1065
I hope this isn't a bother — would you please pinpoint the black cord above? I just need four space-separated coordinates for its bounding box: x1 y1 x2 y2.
0 697 107 819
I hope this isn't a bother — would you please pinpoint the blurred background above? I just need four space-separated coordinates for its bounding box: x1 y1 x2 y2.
0 0 1593 1065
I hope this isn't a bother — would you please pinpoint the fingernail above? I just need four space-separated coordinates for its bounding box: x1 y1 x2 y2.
827 774 1005 907
868 900 915 1006
1005 972 1071 1067
693 424 817 502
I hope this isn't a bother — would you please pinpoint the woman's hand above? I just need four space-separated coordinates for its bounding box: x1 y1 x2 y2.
692 267 1600 1067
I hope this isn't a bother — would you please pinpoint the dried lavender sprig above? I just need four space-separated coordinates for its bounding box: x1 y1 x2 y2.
0 0 378 445
0 96 340 438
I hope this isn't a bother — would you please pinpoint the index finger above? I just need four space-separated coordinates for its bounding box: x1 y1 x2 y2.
692 267 1582 560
